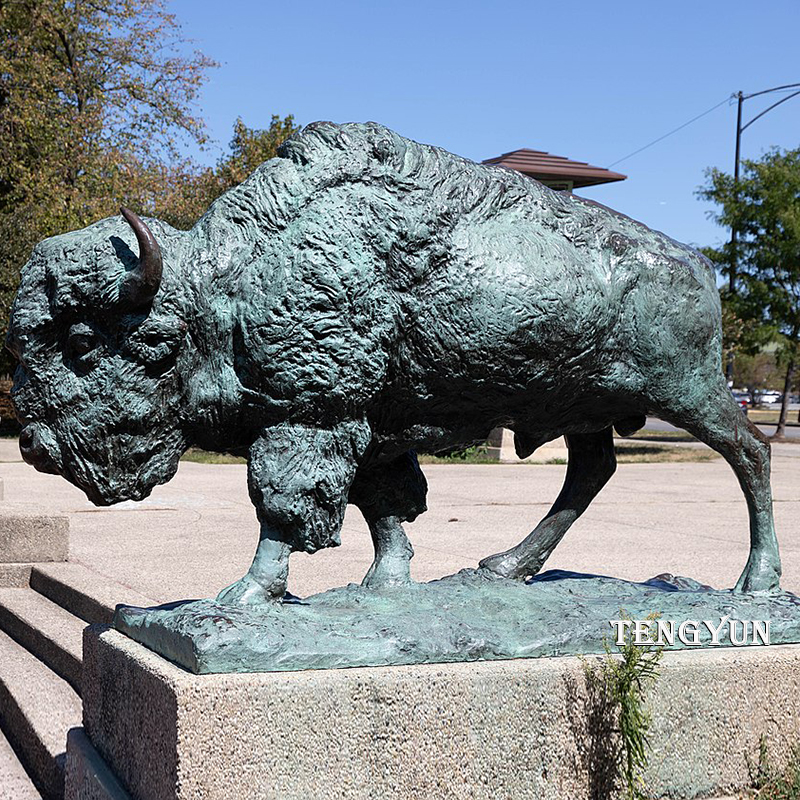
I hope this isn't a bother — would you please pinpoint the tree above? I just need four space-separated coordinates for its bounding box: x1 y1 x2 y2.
699 148 800 439
731 351 784 397
215 115 300 192
0 0 216 371
157 115 301 231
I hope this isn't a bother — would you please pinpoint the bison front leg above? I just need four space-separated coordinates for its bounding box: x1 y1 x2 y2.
216 533 292 606
216 420 370 606
349 452 428 588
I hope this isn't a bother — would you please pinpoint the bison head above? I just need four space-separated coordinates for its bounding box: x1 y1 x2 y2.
7 209 191 505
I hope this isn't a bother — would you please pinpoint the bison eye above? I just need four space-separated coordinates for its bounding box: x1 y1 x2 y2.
67 324 99 359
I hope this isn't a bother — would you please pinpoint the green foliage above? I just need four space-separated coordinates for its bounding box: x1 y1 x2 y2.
216 115 301 191
747 735 800 799
158 115 300 230
0 0 300 375
584 613 663 800
181 448 246 465
443 444 491 461
713 286 777 363
700 148 800 434
732 350 788 394
699 149 800 337
0 0 217 371
417 444 498 464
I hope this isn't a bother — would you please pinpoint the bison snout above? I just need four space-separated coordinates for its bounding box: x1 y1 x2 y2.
19 424 60 475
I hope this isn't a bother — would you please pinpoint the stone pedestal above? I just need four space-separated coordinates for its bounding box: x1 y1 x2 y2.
0 505 69 564
68 626 800 800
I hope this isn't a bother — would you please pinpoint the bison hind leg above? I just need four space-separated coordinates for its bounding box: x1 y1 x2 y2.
349 451 428 588
361 516 415 588
480 427 616 580
659 382 781 593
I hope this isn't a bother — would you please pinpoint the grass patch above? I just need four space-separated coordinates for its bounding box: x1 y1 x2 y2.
613 442 719 463
623 428 698 443
417 445 499 465
180 441 719 468
181 448 246 465
748 409 800 427
742 736 800 798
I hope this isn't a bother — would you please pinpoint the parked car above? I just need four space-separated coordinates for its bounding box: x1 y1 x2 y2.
731 390 750 413
758 390 783 406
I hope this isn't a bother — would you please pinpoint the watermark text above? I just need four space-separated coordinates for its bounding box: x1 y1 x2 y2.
609 617 769 647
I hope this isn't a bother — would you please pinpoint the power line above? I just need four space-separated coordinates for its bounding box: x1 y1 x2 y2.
607 96 732 169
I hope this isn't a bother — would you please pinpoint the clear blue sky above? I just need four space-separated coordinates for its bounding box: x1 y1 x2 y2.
169 0 799 251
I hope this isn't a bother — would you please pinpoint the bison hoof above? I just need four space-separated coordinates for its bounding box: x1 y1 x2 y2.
479 550 542 581
216 573 284 606
361 558 412 589
734 557 782 594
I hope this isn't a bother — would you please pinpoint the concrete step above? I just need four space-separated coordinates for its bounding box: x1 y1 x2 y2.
0 589 84 695
0 507 68 564
30 563 157 626
0 629 81 800
0 563 31 588
64 728 132 800
0 725 42 799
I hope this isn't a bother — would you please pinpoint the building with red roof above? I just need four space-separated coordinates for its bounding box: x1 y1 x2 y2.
482 148 626 192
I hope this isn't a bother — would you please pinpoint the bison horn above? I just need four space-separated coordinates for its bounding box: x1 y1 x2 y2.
119 206 163 307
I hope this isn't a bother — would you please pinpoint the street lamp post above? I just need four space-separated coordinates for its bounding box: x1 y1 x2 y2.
728 83 800 294
724 83 800 385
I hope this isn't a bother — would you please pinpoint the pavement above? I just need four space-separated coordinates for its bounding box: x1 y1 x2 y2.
0 435 797 799
1 434 799 601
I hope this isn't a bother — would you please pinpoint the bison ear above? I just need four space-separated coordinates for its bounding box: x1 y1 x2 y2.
125 316 187 365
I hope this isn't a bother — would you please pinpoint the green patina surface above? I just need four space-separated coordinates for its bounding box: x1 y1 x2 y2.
8 121 785 646
114 570 800 674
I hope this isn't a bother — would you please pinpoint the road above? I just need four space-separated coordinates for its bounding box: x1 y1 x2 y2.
645 414 800 440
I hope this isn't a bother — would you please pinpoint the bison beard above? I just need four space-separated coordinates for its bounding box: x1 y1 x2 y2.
7 121 782 605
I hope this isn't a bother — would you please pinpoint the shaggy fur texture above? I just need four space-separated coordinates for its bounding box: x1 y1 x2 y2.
8 122 781 596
